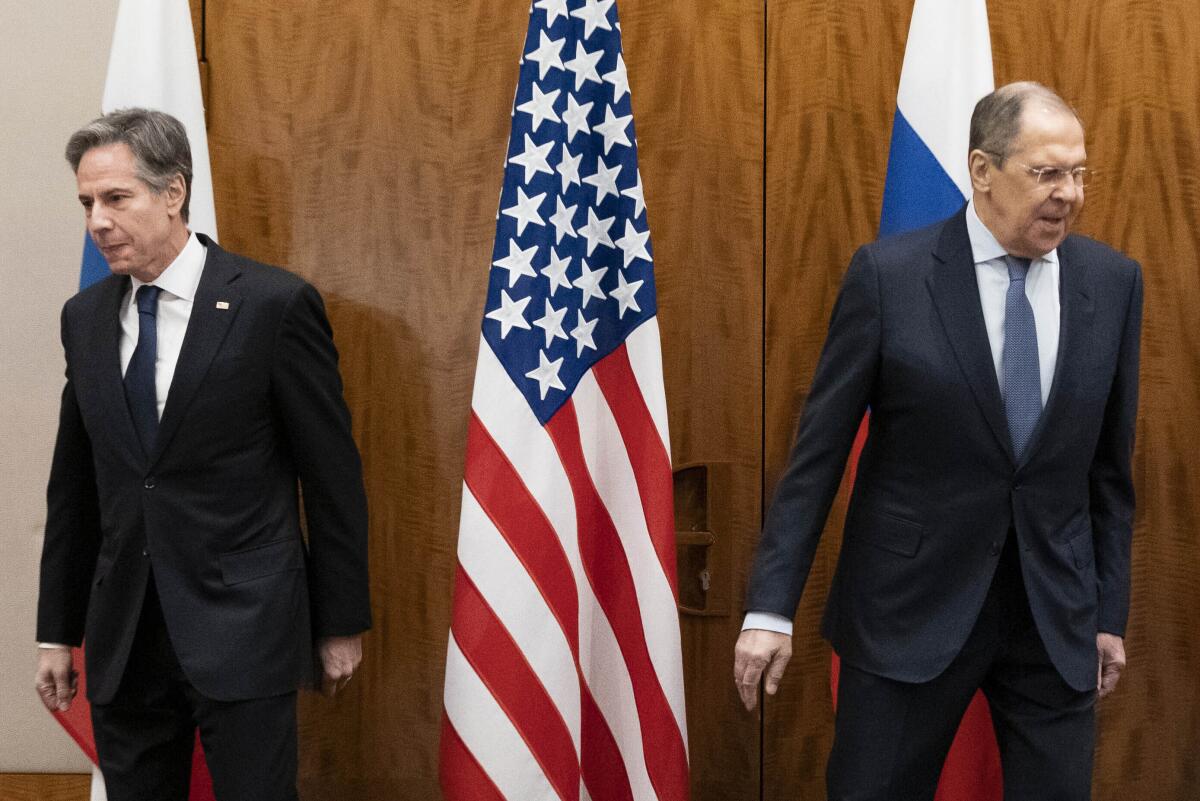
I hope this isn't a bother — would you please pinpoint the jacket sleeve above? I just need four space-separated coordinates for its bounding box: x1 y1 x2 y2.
1090 260 1143 637
271 282 372 637
745 244 882 619
37 307 103 646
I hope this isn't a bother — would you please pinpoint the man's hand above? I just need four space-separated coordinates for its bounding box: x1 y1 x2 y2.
35 647 77 712
1097 632 1125 698
317 634 363 697
733 629 792 711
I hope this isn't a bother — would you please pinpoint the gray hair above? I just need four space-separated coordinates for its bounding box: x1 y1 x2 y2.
969 82 1079 166
65 108 194 222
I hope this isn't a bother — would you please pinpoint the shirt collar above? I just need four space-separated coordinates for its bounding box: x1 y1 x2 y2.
965 198 1059 267
130 231 208 301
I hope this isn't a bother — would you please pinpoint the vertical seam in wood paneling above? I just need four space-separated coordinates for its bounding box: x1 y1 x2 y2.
759 1 768 800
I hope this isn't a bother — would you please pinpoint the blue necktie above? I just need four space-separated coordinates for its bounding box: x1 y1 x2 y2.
1002 256 1041 458
125 284 162 455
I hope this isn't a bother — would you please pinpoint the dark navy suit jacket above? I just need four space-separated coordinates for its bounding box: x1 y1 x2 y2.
747 208 1142 692
37 235 371 704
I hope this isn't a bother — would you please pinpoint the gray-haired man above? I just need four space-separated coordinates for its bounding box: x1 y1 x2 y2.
735 83 1141 800
36 108 371 801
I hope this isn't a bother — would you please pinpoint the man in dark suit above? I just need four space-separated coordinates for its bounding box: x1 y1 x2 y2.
34 108 371 801
734 83 1141 800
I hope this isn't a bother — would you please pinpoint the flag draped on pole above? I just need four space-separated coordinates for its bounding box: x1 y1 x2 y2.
836 1 1002 799
440 1 689 800
62 1 217 798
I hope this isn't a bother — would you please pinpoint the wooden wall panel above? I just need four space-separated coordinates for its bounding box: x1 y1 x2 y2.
0 774 89 801
765 1 1200 799
200 1 763 798
619 3 764 799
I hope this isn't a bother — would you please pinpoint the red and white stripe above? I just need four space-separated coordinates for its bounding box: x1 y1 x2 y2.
442 319 689 801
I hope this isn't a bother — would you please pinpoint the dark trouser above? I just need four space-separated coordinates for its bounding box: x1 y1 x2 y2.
91 573 299 801
827 536 1096 801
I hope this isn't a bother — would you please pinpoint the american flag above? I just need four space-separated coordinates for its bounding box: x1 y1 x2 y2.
439 1 689 800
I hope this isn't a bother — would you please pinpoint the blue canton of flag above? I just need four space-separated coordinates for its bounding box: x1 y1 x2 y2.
483 0 653 424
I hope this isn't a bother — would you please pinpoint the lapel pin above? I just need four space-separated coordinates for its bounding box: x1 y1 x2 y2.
215 301 230 310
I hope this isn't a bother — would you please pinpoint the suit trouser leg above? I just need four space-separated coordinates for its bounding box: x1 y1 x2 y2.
91 572 299 801
981 601 1095 801
827 536 1096 801
92 572 197 801
191 688 299 801
826 639 987 801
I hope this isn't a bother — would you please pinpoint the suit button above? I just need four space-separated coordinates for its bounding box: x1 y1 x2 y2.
142 547 149 557
144 477 156 489
990 542 1001 556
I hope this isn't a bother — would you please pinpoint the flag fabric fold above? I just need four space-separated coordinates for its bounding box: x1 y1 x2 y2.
841 1 1002 799
61 1 218 797
441 1 689 799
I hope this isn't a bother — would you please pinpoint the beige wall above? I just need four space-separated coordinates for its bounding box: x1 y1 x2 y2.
0 0 118 771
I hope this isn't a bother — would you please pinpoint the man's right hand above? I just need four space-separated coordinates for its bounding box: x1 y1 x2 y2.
733 629 793 711
35 647 77 712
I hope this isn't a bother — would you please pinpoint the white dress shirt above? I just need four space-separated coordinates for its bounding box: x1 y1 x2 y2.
39 233 206 651
120 232 207 416
743 201 1062 636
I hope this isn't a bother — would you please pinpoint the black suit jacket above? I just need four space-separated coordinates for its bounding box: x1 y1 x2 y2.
38 235 371 704
747 209 1142 692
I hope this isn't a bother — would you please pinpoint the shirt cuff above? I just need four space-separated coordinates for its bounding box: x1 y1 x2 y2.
741 612 793 637
38 643 71 650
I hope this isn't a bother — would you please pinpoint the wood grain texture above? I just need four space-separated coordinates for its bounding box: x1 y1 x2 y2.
619 3 764 798
199 1 763 798
763 2 905 798
0 774 89 801
765 1 1200 799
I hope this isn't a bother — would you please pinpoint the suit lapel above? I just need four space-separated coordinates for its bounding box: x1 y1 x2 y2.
148 243 244 468
1018 237 1093 466
87 275 146 463
926 211 1016 463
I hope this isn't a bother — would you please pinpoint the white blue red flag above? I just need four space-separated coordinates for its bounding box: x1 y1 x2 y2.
79 0 218 289
64 1 218 798
879 0 993 236
440 1 689 800
868 1 1002 799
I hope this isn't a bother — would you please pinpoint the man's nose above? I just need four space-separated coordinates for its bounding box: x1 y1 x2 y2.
88 204 113 232
1052 178 1083 203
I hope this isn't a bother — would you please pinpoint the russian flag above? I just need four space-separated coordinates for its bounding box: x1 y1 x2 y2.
836 2 1002 800
65 1 217 798
79 0 218 289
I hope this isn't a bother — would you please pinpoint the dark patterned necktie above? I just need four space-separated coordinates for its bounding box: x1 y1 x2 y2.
1002 256 1041 458
124 284 163 454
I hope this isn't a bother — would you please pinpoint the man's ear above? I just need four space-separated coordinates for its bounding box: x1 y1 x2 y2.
968 149 992 194
163 173 187 218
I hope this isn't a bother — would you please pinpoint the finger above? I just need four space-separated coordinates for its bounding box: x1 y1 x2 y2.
1100 663 1122 697
36 679 60 712
53 680 72 711
763 652 792 696
737 662 764 711
737 678 758 711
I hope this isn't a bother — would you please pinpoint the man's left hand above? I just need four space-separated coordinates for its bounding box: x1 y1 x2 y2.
317 635 363 697
1096 632 1125 698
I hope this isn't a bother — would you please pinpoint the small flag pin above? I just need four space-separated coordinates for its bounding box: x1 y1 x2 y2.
216 301 230 310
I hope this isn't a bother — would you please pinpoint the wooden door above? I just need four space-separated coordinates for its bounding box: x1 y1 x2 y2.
197 1 1200 798
762 2 1200 799
198 1 763 798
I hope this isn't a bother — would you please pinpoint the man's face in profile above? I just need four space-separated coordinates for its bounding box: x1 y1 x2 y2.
76 142 182 280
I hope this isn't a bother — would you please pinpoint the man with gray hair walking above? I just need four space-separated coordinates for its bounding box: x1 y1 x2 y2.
35 107 371 801
735 82 1141 800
